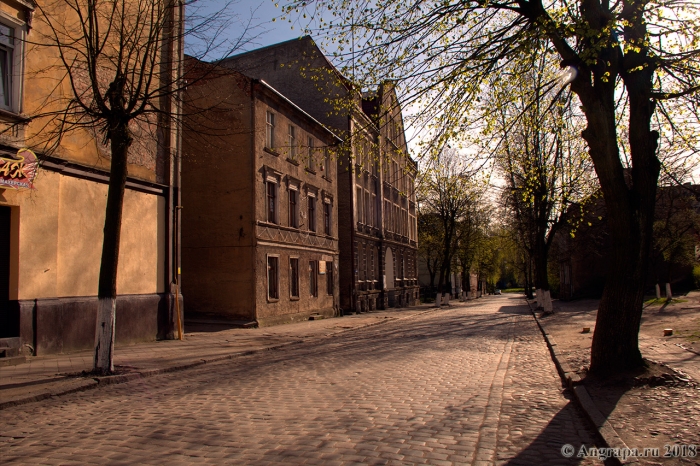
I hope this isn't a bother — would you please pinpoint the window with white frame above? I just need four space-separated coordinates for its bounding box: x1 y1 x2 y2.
265 111 275 149
0 17 24 114
0 23 13 110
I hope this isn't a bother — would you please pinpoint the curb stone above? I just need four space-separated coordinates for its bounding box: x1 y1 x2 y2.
525 299 635 465
0 306 439 410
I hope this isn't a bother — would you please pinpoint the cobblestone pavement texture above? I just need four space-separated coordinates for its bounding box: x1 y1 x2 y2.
538 297 700 465
1 296 603 465
0 307 434 391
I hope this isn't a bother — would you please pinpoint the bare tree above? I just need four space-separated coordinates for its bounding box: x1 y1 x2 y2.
25 0 258 373
417 149 485 301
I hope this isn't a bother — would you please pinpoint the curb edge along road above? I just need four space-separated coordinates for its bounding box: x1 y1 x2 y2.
0 305 444 411
526 299 634 466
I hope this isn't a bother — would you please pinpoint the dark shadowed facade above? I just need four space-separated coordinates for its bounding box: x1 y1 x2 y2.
182 60 341 326
218 37 419 314
554 183 700 300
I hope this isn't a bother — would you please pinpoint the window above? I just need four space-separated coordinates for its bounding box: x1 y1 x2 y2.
307 137 314 171
371 193 377 227
309 260 318 297
360 245 368 280
307 195 316 232
288 125 296 159
356 186 363 224
364 190 370 225
323 148 331 177
288 188 298 228
323 201 331 236
0 18 24 114
290 258 299 298
373 247 379 281
265 111 275 149
384 200 391 231
267 256 279 300
0 23 14 110
266 180 277 224
326 261 334 295
362 141 369 169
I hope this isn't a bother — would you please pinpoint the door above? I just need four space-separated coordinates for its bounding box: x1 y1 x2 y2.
0 205 15 337
384 247 394 290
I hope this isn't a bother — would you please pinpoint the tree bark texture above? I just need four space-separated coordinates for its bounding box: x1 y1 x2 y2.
94 121 132 374
576 75 660 374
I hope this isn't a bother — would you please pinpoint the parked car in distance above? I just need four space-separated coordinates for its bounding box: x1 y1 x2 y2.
494 289 502 295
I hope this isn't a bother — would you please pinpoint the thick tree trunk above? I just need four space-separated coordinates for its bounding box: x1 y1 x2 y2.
94 122 132 374
581 81 659 375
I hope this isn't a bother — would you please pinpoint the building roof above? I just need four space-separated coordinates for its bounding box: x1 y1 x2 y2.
218 36 353 92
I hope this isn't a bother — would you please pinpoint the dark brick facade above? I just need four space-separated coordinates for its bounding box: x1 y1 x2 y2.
220 37 419 314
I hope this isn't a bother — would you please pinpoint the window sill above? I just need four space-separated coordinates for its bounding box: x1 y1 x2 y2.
264 147 280 156
290 296 300 301
267 297 280 303
322 175 332 182
286 158 300 166
0 109 31 124
305 168 316 175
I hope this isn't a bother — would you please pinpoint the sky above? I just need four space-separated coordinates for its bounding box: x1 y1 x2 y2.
186 0 331 61
185 0 427 156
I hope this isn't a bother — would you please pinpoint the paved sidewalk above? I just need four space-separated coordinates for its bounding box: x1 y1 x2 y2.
1 305 441 409
532 297 700 465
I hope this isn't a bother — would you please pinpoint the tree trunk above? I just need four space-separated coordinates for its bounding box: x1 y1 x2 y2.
524 256 530 299
581 79 660 375
533 239 552 313
94 121 132 374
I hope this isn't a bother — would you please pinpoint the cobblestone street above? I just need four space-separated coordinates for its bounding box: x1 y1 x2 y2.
0 296 602 465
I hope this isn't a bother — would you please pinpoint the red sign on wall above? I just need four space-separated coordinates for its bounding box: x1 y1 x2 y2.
0 148 38 189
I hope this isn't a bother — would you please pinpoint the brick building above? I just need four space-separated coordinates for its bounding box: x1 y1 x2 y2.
182 61 341 325
218 36 419 314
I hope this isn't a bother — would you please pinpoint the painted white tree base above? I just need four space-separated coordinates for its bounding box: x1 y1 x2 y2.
94 297 116 373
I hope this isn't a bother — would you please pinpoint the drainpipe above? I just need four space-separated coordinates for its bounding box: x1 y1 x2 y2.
348 115 356 314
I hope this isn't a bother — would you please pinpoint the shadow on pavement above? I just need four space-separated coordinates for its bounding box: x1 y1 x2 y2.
503 401 608 465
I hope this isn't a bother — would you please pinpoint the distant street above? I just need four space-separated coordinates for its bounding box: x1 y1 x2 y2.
0 296 601 465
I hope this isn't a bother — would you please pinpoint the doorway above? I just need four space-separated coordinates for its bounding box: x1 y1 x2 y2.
0 205 16 338
384 247 394 290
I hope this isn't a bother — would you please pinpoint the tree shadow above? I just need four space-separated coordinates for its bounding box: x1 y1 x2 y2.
503 398 607 465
